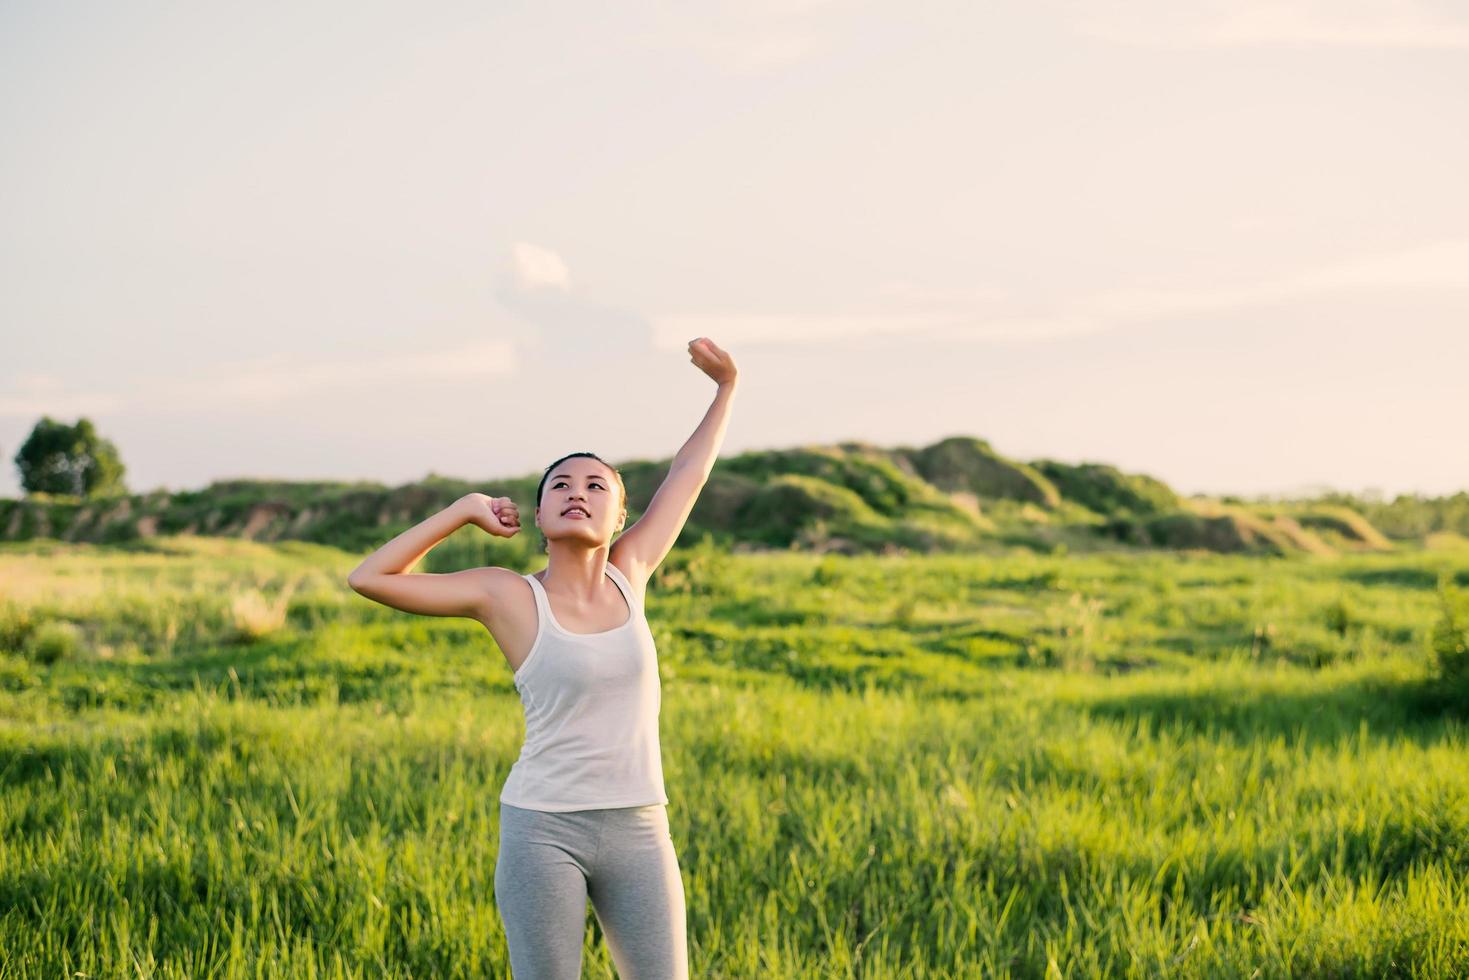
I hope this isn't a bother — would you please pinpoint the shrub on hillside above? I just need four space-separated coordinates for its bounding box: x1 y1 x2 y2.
736 474 886 549
1030 459 1178 516
720 445 941 517
1102 510 1300 555
1293 505 1393 550
1263 515 1335 556
685 472 763 533
900 436 1061 508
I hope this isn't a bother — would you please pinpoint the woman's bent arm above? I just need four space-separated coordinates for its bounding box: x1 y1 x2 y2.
347 496 495 619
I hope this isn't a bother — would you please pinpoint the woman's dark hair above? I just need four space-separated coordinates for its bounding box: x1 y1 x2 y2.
535 451 628 553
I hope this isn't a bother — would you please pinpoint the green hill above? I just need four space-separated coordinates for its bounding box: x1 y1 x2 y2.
1030 459 1178 517
0 435 1405 558
897 435 1061 508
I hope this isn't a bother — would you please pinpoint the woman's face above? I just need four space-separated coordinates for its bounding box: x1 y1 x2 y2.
537 457 625 550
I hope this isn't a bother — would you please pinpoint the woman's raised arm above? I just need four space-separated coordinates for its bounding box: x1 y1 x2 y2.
611 337 738 587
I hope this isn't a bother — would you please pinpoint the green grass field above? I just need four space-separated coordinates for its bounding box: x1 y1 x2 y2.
2 536 1468 977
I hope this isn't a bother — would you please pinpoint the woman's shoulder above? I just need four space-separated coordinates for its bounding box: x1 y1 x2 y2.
605 554 649 607
480 565 535 606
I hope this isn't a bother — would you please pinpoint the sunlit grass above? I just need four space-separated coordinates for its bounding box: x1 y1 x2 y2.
2 537 1467 977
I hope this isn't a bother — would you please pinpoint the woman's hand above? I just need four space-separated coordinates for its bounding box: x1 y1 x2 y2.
459 493 521 538
688 337 738 387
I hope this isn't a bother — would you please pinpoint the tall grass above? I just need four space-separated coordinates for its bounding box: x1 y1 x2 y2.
2 538 1467 977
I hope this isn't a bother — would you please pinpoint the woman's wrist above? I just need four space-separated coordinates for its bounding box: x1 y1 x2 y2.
450 494 482 527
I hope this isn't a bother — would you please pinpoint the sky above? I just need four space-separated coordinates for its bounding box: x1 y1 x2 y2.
3 0 1466 501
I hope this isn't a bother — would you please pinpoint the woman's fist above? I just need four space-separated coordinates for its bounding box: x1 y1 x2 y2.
460 493 521 538
688 336 738 387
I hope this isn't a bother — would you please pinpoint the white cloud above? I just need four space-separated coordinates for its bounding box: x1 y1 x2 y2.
497 242 654 355
0 373 123 418
1064 0 1469 48
510 242 571 292
652 238 1469 347
921 315 1105 344
0 339 518 418
652 312 963 348
1080 238 1469 323
1293 238 1469 290
179 339 519 406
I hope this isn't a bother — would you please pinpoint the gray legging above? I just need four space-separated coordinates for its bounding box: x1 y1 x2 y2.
494 801 689 979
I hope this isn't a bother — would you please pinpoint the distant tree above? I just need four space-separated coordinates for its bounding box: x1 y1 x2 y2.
14 416 127 498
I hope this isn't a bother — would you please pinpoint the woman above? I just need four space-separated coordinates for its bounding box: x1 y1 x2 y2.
347 336 738 979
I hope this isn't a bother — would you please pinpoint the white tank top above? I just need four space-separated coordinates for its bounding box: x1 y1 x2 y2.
498 561 669 812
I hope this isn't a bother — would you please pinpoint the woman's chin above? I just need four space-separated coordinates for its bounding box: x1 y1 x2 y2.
549 529 606 548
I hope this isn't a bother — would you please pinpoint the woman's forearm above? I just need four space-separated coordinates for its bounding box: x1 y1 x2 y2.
348 497 471 583
671 380 738 478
